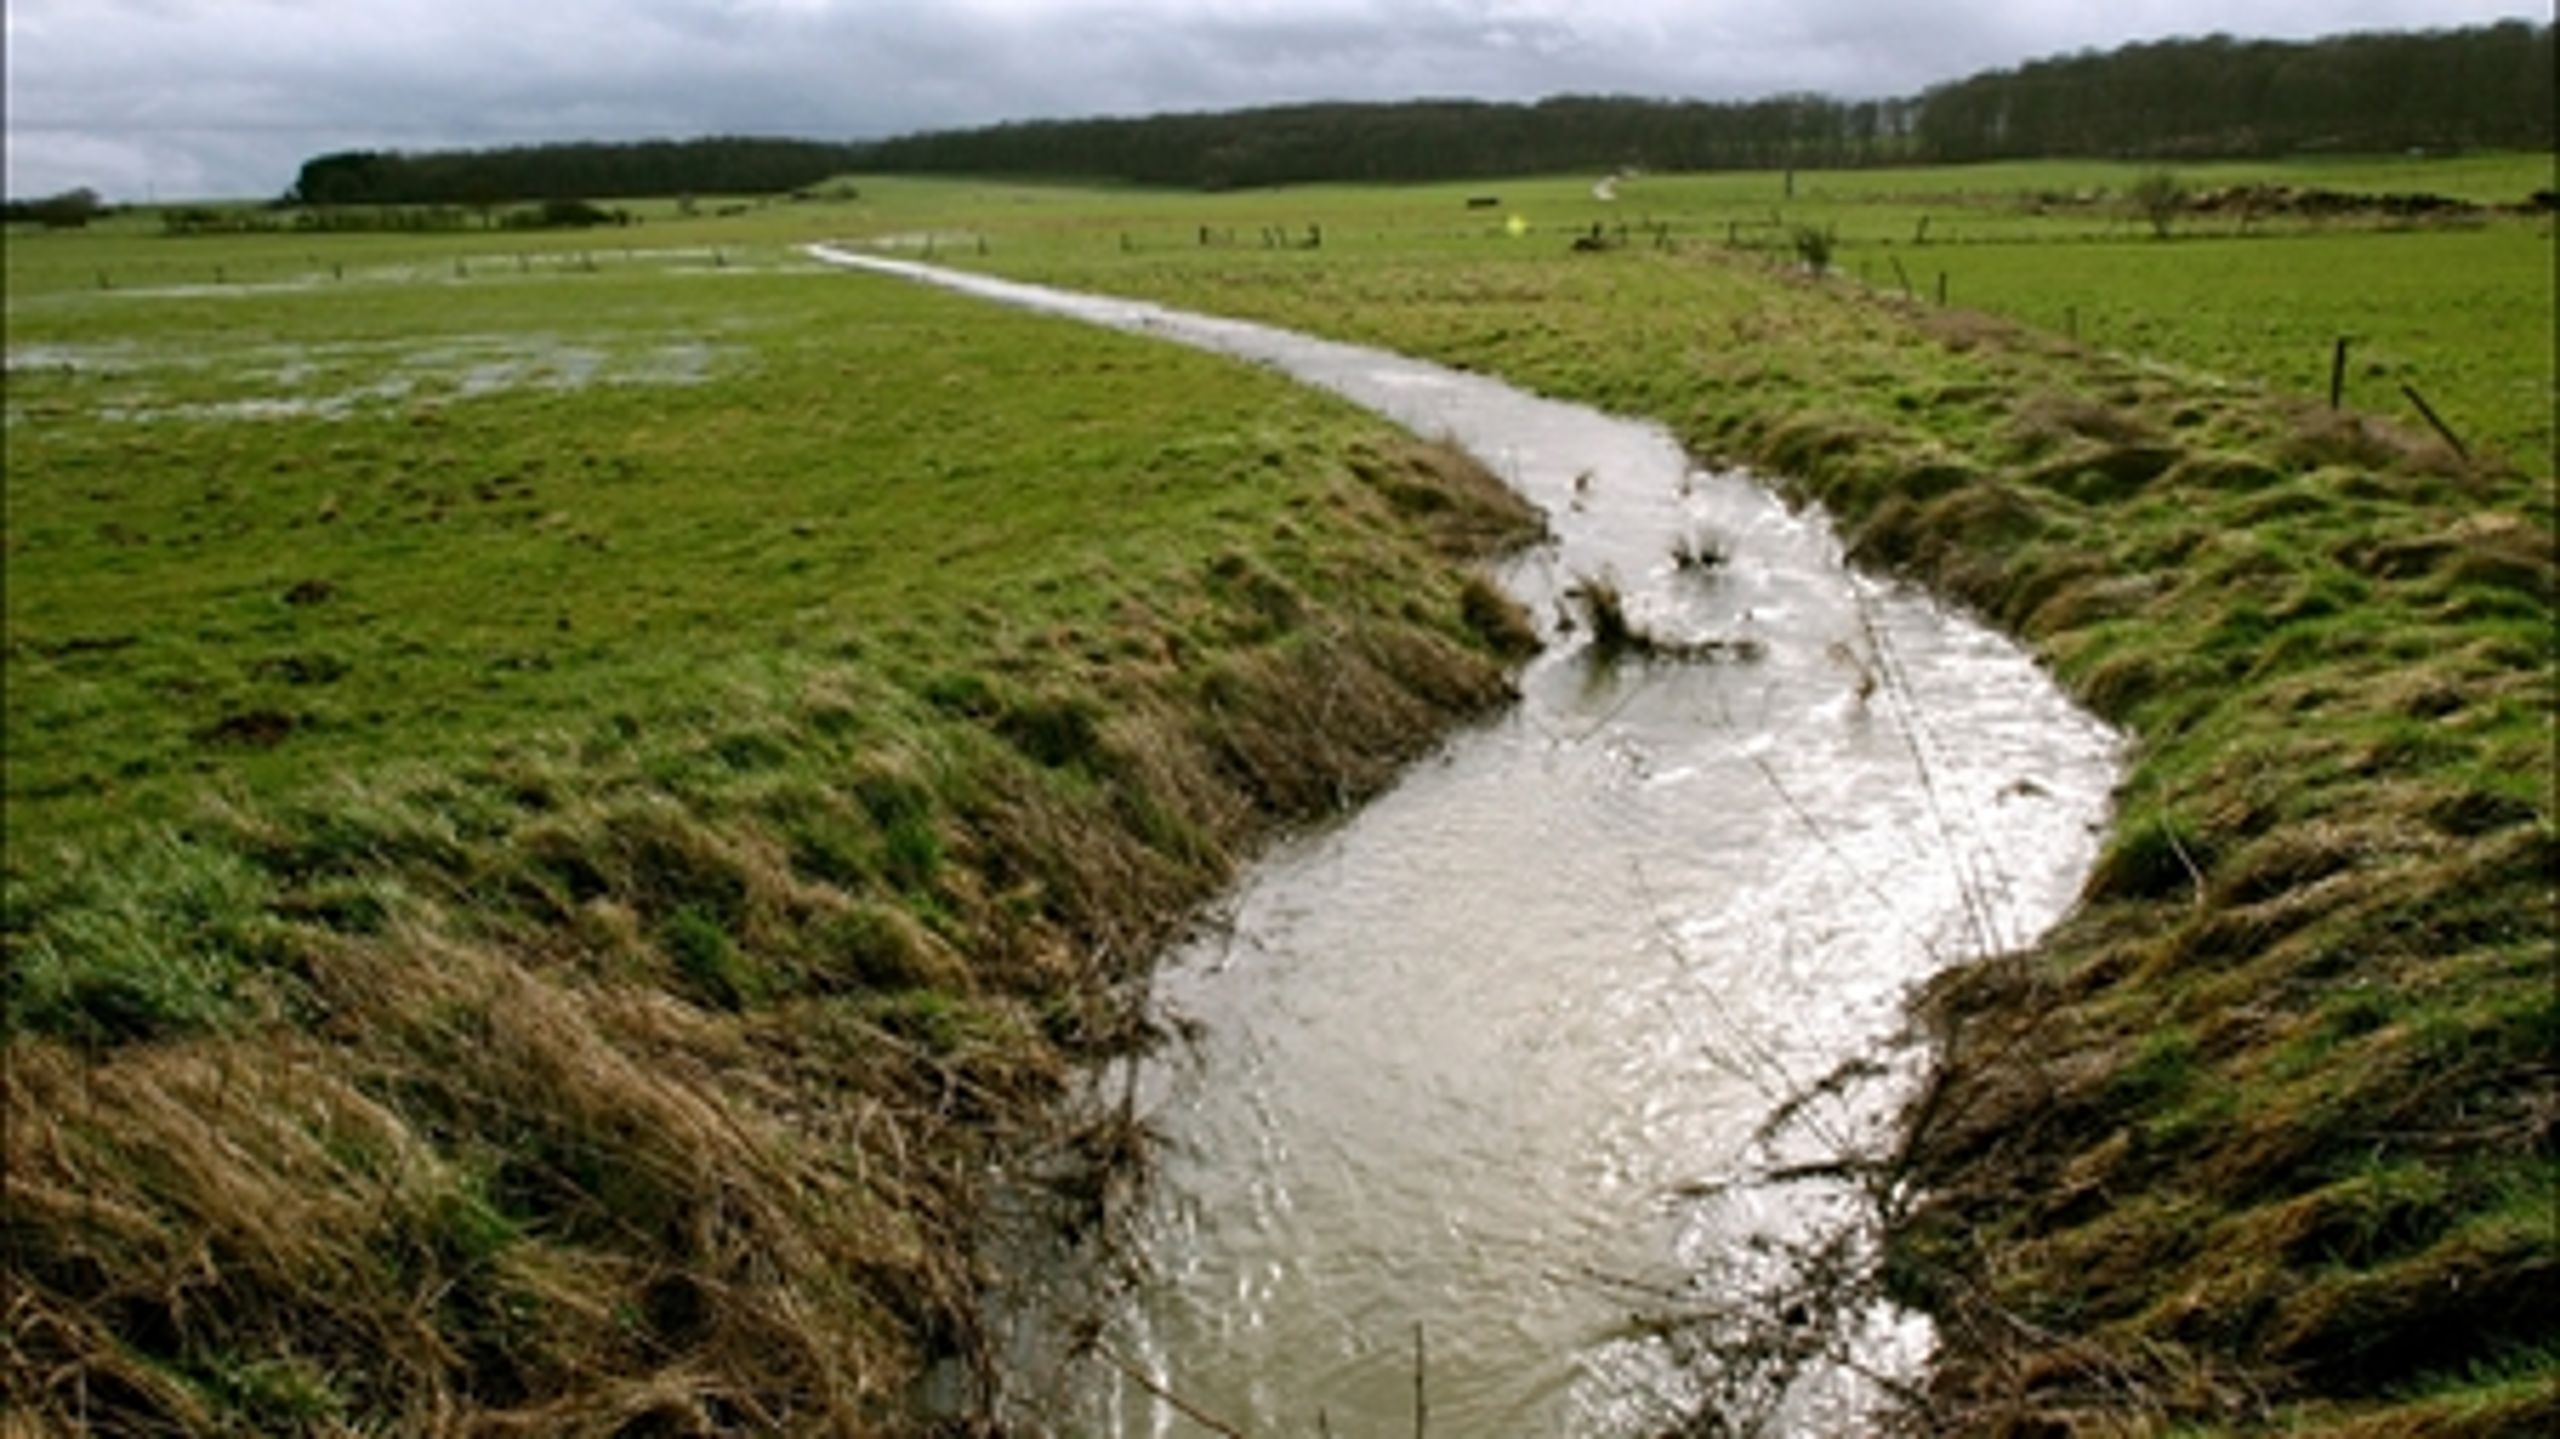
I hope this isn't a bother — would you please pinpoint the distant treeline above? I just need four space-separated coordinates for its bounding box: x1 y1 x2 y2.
286 136 865 207
4 188 108 227
1916 21 2554 162
271 22 2554 205
866 95 1910 187
163 198 636 236
861 22 2554 187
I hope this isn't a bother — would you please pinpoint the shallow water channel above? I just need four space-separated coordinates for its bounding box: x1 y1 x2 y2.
809 247 2121 1435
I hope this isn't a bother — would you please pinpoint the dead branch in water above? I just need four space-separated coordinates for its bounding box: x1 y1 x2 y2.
1671 526 1732 573
1413 1322 1430 1439
1846 583 2014 958
1566 572 1766 663
1089 1341 1247 1438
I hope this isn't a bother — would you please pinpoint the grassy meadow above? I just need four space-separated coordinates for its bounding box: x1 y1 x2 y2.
5 239 1478 844
4 199 1544 1430
5 152 2553 1434
839 154 2555 477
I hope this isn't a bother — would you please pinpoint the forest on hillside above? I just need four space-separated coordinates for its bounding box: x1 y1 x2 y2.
282 21 2552 203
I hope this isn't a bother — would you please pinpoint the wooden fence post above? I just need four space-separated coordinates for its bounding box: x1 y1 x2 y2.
2400 382 2470 460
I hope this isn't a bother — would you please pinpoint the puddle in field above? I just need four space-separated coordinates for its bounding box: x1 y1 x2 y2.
103 278 332 300
808 245 2120 1434
4 342 149 374
4 332 741 425
1 248 831 328
866 229 986 254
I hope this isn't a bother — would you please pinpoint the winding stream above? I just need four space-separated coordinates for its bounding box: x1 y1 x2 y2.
809 246 2121 1435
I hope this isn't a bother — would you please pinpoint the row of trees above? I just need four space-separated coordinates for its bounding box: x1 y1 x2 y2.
858 94 1927 189
160 198 635 236
1916 21 2553 161
860 22 2553 188
228 21 2552 209
3 188 108 228
285 136 865 208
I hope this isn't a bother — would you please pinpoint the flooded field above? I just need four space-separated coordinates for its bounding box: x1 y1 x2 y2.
2 330 741 425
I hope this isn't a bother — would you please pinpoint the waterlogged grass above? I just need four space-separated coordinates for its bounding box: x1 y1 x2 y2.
3 212 1543 1430
881 166 2558 1433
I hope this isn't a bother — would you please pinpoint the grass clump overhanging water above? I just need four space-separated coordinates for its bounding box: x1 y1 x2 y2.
919 160 2555 1434
2 220 1545 1431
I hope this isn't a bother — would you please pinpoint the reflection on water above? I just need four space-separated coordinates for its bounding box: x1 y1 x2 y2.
811 246 2119 1436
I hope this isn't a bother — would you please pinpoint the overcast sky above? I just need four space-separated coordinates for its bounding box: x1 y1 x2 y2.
5 1 2541 201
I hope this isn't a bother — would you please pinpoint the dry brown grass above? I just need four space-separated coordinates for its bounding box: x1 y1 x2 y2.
5 930 974 1434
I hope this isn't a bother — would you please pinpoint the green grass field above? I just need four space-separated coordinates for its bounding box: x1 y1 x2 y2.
817 158 2556 478
4 195 1542 1431
5 154 2552 1434
31 152 2547 479
5 243 1466 844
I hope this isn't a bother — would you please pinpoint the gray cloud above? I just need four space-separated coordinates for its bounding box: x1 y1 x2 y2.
4 0 2539 200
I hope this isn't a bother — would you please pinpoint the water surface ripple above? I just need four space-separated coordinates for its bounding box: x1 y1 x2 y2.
809 246 2121 1435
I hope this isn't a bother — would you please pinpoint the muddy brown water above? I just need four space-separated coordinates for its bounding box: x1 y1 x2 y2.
809 246 2121 1435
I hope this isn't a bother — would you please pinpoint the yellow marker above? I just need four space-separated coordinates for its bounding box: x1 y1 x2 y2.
1505 214 1529 238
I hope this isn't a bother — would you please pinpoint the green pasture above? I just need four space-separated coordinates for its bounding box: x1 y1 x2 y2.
5 175 1548 1432
808 158 2555 477
1850 226 2552 473
26 153 2548 487
3 210 1475 849
4 152 2552 1433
